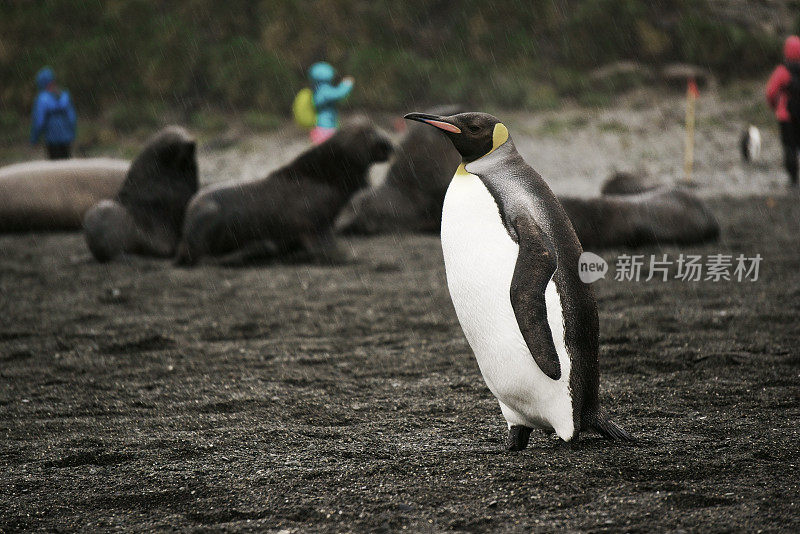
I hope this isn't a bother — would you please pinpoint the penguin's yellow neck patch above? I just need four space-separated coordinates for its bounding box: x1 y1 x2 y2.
490 123 509 153
455 162 469 175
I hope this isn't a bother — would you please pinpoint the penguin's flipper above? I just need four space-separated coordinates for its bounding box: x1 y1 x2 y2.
509 214 562 380
740 130 750 162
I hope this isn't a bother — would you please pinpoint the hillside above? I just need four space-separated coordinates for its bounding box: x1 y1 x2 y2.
1 0 798 143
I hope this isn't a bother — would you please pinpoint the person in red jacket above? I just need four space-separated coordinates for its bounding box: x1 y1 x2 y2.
766 35 800 187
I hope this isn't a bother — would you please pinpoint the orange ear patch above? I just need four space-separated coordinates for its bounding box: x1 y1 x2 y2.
422 120 461 133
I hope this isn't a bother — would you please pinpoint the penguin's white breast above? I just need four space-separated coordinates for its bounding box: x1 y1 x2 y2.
748 126 761 160
440 171 573 436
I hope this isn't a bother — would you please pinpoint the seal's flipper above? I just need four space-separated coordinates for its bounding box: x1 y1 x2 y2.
83 200 136 262
507 425 533 451
175 199 222 266
289 232 349 265
215 239 280 266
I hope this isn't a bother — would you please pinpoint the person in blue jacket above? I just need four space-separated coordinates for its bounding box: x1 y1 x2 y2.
30 67 77 160
308 62 354 145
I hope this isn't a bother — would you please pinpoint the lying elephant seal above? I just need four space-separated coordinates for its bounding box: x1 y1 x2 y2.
175 119 393 265
0 159 128 232
560 186 719 249
83 126 198 261
336 105 462 234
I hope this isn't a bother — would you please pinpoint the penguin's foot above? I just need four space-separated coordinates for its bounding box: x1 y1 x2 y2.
506 425 533 451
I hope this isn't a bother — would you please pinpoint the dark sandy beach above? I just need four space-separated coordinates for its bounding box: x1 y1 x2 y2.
1 194 798 532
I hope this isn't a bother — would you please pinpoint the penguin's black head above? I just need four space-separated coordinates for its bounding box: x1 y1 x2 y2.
403 111 508 163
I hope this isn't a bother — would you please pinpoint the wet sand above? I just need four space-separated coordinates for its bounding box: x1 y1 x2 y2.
1 193 798 531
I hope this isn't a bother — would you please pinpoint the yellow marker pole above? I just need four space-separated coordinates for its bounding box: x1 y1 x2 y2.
684 78 699 183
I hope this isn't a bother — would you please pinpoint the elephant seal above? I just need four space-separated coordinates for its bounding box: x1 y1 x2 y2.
83 126 198 261
560 186 719 249
336 105 462 235
175 118 393 266
0 159 127 232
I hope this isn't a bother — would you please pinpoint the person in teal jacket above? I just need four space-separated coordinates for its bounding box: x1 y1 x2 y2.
30 67 77 160
308 62 354 145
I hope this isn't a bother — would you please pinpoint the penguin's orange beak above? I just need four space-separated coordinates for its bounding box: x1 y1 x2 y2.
403 113 461 134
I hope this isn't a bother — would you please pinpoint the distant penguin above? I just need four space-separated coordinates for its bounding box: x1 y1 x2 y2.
404 111 633 451
740 125 761 163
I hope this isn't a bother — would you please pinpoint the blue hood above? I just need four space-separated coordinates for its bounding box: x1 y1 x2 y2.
309 62 335 84
36 67 55 90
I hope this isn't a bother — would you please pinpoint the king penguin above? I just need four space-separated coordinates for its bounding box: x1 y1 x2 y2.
404 111 633 451
740 125 761 163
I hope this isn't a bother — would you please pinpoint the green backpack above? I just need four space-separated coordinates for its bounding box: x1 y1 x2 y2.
292 88 316 129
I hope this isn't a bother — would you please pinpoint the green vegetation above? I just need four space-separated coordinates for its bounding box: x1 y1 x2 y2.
0 0 786 141
598 120 630 134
